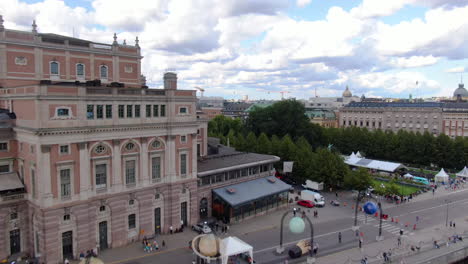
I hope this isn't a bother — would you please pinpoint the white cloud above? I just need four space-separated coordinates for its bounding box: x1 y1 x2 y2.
391 56 439 68
445 66 465 73
296 0 311 8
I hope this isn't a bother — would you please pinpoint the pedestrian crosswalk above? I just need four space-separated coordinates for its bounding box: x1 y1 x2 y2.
356 214 376 223
374 222 402 235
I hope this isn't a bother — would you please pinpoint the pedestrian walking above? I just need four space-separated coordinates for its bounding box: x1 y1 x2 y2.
338 232 342 243
359 238 362 248
453 222 456 228
383 252 388 262
170 225 173 234
293 210 296 216
64 259 70 264
313 243 318 255
335 192 338 198
399 229 403 236
450 221 453 227
397 237 401 246
162 240 165 247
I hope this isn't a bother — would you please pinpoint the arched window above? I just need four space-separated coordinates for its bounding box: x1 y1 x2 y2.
76 63 85 78
50 61 59 75
100 65 108 79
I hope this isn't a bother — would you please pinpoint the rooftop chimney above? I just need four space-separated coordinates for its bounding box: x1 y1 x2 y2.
164 72 177 90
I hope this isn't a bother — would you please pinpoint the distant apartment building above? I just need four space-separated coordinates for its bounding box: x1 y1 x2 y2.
305 108 338 128
339 84 468 137
0 17 282 263
303 86 361 110
222 102 253 119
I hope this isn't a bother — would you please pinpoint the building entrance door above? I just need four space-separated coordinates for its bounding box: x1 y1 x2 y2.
154 208 161 234
9 229 21 255
99 221 108 250
62 231 73 260
181 202 187 226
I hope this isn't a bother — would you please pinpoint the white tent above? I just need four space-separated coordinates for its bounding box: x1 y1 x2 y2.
403 173 414 178
456 166 468 180
435 168 449 183
356 151 363 158
220 236 253 264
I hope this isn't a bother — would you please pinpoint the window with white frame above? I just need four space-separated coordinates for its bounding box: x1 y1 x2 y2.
100 65 108 79
56 107 70 117
0 163 9 173
125 160 136 185
179 107 187 114
180 135 187 143
152 157 161 181
180 153 187 176
60 168 71 198
0 142 8 151
50 61 59 75
59 145 69 155
95 164 107 189
152 140 161 148
76 63 85 78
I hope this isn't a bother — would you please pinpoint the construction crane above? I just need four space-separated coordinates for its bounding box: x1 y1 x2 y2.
194 86 205 97
256 89 291 100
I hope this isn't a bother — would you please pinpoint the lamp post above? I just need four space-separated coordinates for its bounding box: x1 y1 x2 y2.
445 200 450 227
277 208 315 263
360 197 384 241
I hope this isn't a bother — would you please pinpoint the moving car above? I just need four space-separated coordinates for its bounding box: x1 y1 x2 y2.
297 200 315 208
300 190 325 207
191 223 212 234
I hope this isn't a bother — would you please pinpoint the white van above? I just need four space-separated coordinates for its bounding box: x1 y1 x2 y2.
300 190 325 207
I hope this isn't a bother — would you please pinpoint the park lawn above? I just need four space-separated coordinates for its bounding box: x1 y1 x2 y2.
372 179 421 196
408 167 457 179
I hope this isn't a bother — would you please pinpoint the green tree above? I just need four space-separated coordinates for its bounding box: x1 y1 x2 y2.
235 133 246 151
256 133 272 154
279 135 297 162
270 135 281 156
293 137 314 180
245 132 257 152
310 148 350 188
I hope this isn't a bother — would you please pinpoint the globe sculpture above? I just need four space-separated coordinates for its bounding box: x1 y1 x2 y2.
363 201 378 215
289 217 306 234
198 234 219 257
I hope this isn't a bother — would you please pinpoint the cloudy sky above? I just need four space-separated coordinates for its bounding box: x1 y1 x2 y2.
2 0 468 100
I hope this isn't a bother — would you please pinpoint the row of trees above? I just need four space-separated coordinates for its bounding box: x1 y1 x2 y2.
209 100 468 172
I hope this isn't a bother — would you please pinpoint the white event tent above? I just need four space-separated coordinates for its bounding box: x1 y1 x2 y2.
220 236 253 264
435 168 449 183
456 166 468 180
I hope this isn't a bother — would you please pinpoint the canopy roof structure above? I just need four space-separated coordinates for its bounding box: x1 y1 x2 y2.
0 172 24 192
435 168 449 182
220 236 253 264
345 153 406 173
457 166 468 179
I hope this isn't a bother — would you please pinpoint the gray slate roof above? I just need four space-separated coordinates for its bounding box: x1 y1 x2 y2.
198 152 280 176
0 172 24 192
213 176 291 207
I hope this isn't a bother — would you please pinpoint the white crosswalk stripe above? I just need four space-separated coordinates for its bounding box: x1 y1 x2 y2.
355 214 377 223
374 222 402 235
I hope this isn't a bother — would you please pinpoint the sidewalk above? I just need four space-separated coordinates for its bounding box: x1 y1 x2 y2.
315 214 468 264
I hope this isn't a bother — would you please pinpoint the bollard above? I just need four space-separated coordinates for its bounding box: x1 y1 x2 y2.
405 222 409 227
375 212 379 217
413 224 416 230
396 218 399 224
391 217 394 222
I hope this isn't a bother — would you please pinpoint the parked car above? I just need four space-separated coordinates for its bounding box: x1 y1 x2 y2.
192 223 212 234
297 200 315 208
330 200 340 206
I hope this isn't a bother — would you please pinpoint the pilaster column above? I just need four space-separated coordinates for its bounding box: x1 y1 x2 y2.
166 135 176 183
78 142 90 199
140 138 149 185
112 140 122 192
39 145 53 207
191 133 197 179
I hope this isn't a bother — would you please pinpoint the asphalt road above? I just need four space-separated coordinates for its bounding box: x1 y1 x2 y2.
118 188 468 264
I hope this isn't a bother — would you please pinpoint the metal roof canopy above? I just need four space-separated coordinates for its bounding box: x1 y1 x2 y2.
0 172 24 192
212 176 291 207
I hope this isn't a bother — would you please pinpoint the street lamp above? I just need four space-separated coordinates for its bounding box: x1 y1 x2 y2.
277 208 315 263
445 200 450 227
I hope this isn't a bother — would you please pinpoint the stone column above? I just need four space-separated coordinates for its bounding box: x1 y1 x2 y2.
78 142 90 199
140 138 149 185
39 145 53 207
166 135 176 183
112 140 122 192
191 133 197 179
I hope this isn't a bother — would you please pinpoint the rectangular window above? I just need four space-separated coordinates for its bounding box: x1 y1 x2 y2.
153 105 159 117
76 64 84 77
105 105 112 119
31 169 36 198
60 169 71 198
180 153 187 176
181 135 187 143
57 108 69 117
152 157 161 181
126 105 133 118
160 105 166 117
60 145 69 154
95 164 107 189
135 105 141 118
128 214 136 229
96 105 104 119
118 105 124 118
179 107 187 114
146 105 151 117
125 160 136 185
87 105 94 119
0 164 9 173
0 142 8 151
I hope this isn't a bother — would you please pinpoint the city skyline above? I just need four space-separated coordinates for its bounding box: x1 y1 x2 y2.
1 0 468 100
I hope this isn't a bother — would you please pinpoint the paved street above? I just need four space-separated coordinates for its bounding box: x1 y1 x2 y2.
98 186 468 264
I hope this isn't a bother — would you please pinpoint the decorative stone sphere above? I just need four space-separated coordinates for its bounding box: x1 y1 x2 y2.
289 217 306 234
198 234 219 257
363 201 378 215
